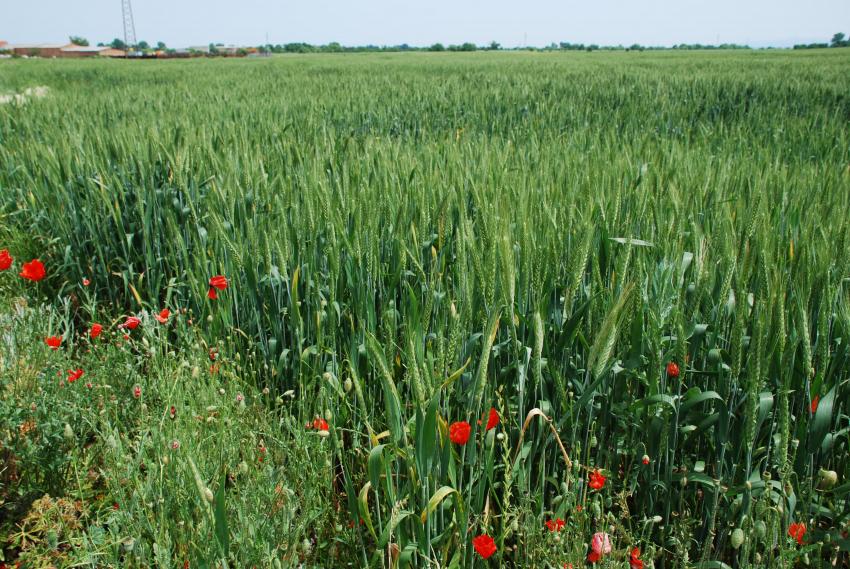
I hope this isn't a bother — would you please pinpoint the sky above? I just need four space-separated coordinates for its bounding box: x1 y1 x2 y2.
2 0 849 49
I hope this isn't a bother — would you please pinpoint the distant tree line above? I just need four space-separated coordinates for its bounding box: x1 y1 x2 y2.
252 41 754 54
71 32 850 56
793 32 848 50
254 42 494 54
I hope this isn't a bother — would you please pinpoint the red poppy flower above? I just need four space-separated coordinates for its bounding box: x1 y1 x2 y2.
545 518 565 532
587 550 601 563
0 249 12 271
312 417 329 431
82 278 90 286
471 534 497 559
90 323 103 339
133 385 142 399
121 316 141 330
208 275 228 299
67 369 84 383
169 405 177 419
155 308 170 324
642 455 650 465
630 547 643 569
209 275 228 290
19 259 45 282
45 336 62 350
788 522 806 545
589 470 606 490
449 421 471 445
478 407 499 431
666 361 680 379
811 395 819 414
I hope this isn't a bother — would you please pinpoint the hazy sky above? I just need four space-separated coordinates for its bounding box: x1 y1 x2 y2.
2 0 849 48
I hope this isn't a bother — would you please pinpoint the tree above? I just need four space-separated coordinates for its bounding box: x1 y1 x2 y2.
69 36 89 46
137 40 150 50
429 43 445 52
488 41 501 51
156 41 167 50
110 38 127 50
831 32 847 47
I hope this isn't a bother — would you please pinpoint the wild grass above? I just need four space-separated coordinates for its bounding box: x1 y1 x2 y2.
0 50 849 567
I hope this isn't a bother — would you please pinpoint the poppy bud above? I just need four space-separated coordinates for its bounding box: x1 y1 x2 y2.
63 423 75 442
204 488 214 503
121 537 136 552
818 469 838 490
731 528 744 549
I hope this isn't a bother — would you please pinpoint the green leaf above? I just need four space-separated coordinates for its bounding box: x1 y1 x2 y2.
420 486 460 523
692 562 733 569
358 482 378 540
416 391 441 474
809 386 835 453
610 237 654 247
681 389 723 414
368 444 389 492
632 394 677 412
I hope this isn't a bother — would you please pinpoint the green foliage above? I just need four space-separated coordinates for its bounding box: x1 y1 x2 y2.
1 50 849 567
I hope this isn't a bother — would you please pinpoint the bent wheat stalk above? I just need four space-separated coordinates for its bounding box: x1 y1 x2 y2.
513 408 573 491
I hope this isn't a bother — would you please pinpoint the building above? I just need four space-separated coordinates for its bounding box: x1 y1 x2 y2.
7 43 124 58
0 41 9 51
59 45 126 58
11 43 72 57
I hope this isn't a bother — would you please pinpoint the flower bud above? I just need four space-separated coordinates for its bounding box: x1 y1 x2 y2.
818 469 838 490
731 528 744 549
